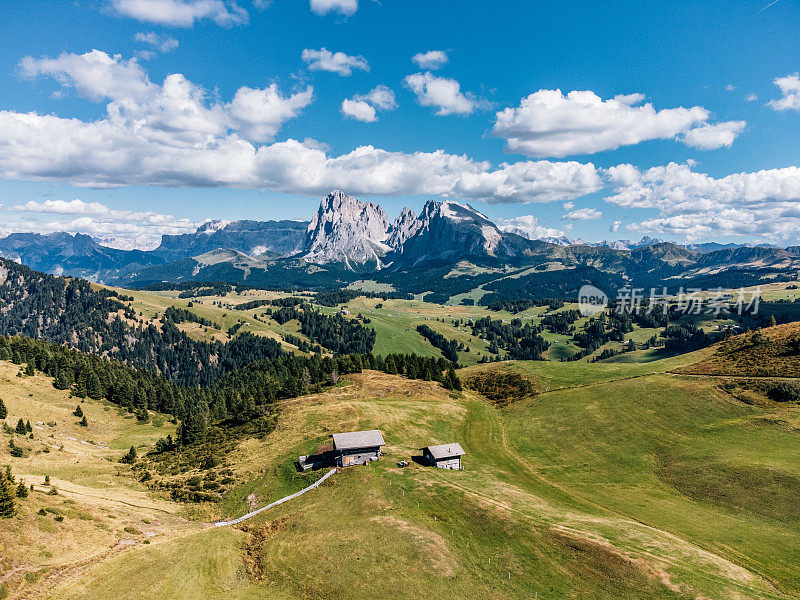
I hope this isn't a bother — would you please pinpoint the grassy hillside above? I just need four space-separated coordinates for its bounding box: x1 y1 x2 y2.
679 322 800 377
0 360 200 599
37 351 800 600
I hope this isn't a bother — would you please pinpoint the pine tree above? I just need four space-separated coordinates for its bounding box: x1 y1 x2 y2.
15 419 26 435
120 446 137 464
768 314 777 327
25 363 35 376
73 405 83 418
0 466 15 517
25 420 32 433
79 415 88 427
54 369 71 390
0 398 6 420
16 481 28 498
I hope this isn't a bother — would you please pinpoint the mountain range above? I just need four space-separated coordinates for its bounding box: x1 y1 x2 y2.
1 190 798 303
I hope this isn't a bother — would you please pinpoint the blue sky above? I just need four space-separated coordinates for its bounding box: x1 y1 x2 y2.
1 0 800 248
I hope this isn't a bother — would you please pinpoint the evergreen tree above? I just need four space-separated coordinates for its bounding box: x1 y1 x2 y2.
768 314 777 327
25 363 35 376
16 481 28 498
0 466 15 517
25 420 32 433
120 446 137 464
134 406 149 422
442 366 462 391
54 369 71 390
0 398 6 420
15 418 26 435
79 415 88 427
73 405 83 418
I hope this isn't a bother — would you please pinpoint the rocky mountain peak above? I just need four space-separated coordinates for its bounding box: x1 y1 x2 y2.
303 190 392 265
386 207 422 249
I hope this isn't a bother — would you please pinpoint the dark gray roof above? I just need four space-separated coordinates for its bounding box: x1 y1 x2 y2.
425 443 465 460
332 429 385 450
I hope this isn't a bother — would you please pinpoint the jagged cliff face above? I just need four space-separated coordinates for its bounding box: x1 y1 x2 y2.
386 207 422 249
302 190 392 265
393 200 529 266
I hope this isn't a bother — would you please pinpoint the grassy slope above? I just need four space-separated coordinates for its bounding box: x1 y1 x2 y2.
47 353 800 600
0 361 199 599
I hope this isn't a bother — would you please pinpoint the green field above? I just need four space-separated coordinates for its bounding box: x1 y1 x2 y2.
24 347 799 600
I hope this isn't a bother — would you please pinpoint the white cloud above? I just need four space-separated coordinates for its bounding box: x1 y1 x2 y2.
341 99 376 122
562 201 575 210
19 50 312 144
563 207 602 220
497 215 565 240
134 32 179 53
1 199 199 249
746 93 758 102
606 162 800 241
4 50 603 204
109 0 248 27
403 72 476 116
725 84 736 91
309 0 357 16
767 73 800 111
681 120 746 150
301 48 368 76
0 107 602 203
610 220 621 233
492 89 744 158
341 85 396 122
411 50 448 70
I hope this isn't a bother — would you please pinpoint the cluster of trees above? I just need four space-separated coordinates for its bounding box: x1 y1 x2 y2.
233 296 307 311
163 306 217 328
486 298 565 313
662 323 710 353
469 317 550 361
540 310 582 334
314 290 412 307
269 304 376 355
416 325 460 363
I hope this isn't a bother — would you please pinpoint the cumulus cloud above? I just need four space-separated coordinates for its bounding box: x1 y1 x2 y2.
497 215 566 240
767 73 800 111
134 32 179 53
109 0 249 27
493 89 745 158
19 50 312 144
341 99 376 122
610 220 621 233
0 106 602 203
411 50 448 70
681 120 746 150
341 85 396 122
746 93 758 102
563 207 602 220
605 162 800 241
403 72 476 116
309 0 357 16
1 199 199 249
301 48 368 76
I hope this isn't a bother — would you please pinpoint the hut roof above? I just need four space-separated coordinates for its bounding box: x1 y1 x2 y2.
332 430 385 450
425 443 466 460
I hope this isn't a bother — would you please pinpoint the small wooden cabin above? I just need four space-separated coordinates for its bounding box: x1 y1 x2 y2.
423 443 465 470
332 430 385 467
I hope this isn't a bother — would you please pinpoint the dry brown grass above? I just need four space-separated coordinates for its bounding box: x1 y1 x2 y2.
678 322 800 377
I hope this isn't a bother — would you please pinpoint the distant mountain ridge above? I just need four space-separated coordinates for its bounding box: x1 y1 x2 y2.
1 190 799 299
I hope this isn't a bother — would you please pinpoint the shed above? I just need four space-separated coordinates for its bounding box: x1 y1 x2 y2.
423 443 465 470
332 429 385 467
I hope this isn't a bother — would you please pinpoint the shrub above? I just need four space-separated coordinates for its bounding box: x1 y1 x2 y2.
768 382 800 403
